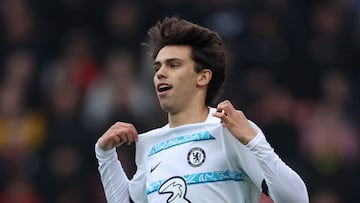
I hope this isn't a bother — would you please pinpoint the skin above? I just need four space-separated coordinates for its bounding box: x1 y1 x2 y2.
153 45 210 127
97 45 257 151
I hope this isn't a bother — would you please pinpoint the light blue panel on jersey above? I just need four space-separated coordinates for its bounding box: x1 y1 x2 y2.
148 130 215 156
146 170 247 194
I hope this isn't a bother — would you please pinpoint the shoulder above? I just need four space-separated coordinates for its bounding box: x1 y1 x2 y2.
139 124 169 138
206 107 222 124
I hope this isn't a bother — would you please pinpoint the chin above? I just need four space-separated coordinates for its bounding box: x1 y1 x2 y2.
159 104 171 113
159 102 176 114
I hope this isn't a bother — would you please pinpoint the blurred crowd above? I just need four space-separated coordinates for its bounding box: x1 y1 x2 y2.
0 0 359 202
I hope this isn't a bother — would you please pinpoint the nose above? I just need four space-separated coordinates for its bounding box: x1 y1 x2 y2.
155 65 167 79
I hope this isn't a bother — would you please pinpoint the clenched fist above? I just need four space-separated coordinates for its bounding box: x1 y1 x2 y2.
97 122 138 151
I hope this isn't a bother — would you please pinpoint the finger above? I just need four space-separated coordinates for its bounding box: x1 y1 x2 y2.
212 110 229 125
212 111 222 118
125 123 138 142
125 130 137 145
215 100 227 112
115 139 127 148
105 131 125 149
212 111 227 119
216 106 231 118
213 108 227 119
214 104 225 117
113 122 138 143
117 122 138 141
114 131 130 146
220 101 236 117
123 132 133 145
216 100 233 111
119 128 136 145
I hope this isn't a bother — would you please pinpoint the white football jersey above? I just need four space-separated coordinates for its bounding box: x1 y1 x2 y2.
96 107 309 203
129 108 265 203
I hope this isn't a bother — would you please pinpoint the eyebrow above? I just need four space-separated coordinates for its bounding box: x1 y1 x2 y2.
154 58 183 66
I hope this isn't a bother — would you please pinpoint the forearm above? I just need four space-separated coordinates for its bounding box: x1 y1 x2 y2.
95 143 131 203
247 133 309 203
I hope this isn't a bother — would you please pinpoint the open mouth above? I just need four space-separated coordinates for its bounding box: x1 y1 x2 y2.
157 84 172 92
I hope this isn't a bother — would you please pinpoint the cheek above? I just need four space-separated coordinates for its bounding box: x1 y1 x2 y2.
153 76 157 88
177 77 197 93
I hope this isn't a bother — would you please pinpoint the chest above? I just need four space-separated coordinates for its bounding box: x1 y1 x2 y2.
131 125 257 203
144 129 234 195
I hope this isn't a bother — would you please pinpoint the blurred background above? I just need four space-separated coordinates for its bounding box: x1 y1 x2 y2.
0 0 359 202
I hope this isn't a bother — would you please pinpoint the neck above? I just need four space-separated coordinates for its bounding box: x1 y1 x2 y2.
168 105 209 128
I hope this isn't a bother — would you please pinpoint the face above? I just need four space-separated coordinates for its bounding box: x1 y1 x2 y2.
153 45 201 114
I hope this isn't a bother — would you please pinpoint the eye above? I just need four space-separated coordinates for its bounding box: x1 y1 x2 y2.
170 63 180 68
154 64 161 72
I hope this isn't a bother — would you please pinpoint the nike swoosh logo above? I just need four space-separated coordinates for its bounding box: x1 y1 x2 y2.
150 162 161 173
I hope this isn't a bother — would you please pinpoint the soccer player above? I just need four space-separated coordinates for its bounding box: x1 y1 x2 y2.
95 17 309 203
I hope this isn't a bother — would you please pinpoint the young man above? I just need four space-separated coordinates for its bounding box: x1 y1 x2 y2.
95 17 309 203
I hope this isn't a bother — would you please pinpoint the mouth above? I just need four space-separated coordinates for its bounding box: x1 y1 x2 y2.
157 83 172 94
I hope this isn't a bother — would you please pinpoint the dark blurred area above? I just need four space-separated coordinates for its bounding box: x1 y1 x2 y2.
0 0 359 202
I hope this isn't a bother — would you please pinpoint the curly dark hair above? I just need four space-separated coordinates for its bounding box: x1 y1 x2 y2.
143 17 226 106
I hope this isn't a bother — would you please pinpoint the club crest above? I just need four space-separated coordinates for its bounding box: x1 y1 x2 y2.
187 147 206 167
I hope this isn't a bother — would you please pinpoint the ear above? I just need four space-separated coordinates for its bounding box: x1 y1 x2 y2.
197 69 212 87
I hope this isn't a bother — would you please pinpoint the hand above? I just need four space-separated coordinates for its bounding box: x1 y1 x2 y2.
212 100 257 145
97 122 138 151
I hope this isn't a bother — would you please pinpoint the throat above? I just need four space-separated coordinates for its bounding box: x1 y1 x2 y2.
168 107 209 128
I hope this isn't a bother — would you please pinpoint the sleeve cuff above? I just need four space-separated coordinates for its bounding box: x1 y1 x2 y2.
95 142 117 160
246 131 264 150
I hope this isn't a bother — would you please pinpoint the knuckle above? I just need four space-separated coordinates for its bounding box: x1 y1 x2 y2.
113 121 121 126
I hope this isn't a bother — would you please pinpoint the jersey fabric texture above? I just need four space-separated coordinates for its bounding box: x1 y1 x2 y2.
96 107 309 203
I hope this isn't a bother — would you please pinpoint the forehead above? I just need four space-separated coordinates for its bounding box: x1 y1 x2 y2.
155 45 192 62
